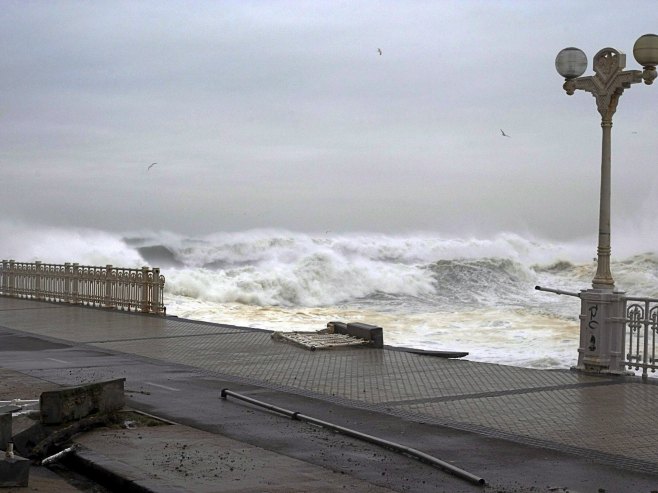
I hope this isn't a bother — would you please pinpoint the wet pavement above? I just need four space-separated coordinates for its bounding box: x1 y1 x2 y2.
1 297 657 492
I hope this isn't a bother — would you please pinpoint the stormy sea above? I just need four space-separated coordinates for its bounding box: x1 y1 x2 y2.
4 224 658 370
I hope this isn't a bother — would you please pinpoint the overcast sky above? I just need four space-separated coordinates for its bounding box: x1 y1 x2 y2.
1 1 657 241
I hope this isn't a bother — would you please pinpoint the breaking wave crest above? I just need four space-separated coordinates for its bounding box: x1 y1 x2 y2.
4 222 658 369
122 230 574 308
3 223 657 308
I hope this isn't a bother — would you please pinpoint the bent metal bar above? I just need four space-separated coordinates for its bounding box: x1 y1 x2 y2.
0 260 165 315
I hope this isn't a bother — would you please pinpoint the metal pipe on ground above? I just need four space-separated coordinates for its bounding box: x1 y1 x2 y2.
40 444 78 465
220 388 485 487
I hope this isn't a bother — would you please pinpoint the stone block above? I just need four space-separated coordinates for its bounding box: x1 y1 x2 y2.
329 322 383 348
0 454 30 487
346 323 383 348
40 378 125 425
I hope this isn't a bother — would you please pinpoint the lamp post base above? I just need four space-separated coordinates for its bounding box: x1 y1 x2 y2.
574 289 626 374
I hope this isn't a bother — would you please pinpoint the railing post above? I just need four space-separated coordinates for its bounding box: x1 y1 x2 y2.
64 263 71 303
647 319 658 373
104 264 114 309
8 260 15 296
621 298 628 369
71 263 79 305
643 300 650 380
141 266 150 313
1 260 7 294
35 261 42 301
152 267 161 315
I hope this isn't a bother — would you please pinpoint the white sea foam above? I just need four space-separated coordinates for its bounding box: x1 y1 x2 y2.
2 221 657 370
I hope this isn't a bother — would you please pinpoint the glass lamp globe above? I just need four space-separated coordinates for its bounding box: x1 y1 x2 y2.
555 47 587 79
633 34 658 67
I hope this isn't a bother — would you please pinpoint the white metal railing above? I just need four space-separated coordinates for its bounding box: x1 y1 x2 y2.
623 296 658 379
0 260 165 315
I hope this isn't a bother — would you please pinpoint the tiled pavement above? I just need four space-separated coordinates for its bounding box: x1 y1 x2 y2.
1 297 657 474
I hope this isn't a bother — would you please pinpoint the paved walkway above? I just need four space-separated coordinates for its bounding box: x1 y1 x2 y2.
1 296 658 492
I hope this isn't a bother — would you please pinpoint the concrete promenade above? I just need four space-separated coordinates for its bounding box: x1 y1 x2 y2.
1 296 658 492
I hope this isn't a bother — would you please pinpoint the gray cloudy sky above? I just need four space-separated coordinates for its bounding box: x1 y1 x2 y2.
2 1 657 240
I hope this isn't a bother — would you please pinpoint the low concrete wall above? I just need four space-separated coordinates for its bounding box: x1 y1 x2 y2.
40 379 125 425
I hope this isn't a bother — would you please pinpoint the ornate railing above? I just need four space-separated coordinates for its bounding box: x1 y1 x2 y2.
0 260 165 315
623 296 658 379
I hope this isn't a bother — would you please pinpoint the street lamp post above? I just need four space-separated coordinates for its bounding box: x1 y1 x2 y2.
555 34 658 373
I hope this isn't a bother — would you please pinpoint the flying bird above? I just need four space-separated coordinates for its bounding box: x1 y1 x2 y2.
147 162 157 171
500 129 511 138
377 48 382 55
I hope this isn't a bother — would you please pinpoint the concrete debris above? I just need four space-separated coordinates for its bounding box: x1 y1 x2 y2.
327 321 384 348
271 331 370 350
40 378 125 425
30 412 115 460
271 320 386 350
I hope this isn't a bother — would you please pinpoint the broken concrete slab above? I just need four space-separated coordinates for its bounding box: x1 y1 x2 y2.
272 331 370 350
328 321 384 348
40 379 125 425
346 322 383 348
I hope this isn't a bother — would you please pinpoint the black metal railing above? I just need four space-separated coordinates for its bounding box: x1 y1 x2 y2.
624 296 658 378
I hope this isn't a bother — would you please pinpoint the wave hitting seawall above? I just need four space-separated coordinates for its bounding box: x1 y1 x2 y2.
3 224 658 370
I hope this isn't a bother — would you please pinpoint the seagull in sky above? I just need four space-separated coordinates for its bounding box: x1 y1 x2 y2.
500 129 511 138
147 162 157 171
377 48 382 55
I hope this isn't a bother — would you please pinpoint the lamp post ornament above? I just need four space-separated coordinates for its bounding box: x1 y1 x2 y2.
553 34 658 373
